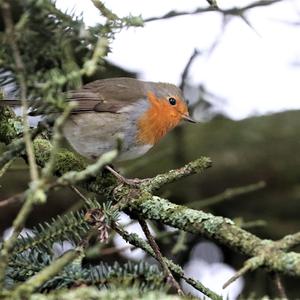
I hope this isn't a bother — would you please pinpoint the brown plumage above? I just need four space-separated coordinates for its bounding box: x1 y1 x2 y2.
0 77 195 161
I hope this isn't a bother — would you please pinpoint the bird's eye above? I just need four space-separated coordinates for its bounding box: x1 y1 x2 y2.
168 97 176 105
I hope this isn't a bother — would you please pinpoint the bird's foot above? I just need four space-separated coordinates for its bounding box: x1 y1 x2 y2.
105 165 148 187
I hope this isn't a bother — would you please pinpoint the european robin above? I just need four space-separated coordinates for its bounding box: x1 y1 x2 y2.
1 77 195 180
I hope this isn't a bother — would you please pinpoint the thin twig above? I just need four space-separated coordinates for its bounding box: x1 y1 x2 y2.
0 188 46 287
273 273 288 299
174 49 201 164
144 0 284 22
0 37 107 169
57 149 118 185
189 181 266 209
171 231 187 255
100 245 133 256
207 0 218 8
205 15 230 57
0 104 77 285
0 158 15 179
223 256 264 289
138 218 184 296
1 0 38 182
3 91 300 284
0 193 24 208
70 185 90 203
90 0 118 20
112 222 221 300
238 219 267 229
0 1 41 287
41 102 75 179
179 49 201 91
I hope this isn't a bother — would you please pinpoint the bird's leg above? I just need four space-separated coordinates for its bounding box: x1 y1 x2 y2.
105 165 148 187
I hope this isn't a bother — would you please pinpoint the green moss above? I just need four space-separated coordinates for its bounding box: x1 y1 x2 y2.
189 157 213 172
33 138 86 175
33 138 52 167
201 216 224 235
274 252 300 275
0 107 23 145
54 149 85 174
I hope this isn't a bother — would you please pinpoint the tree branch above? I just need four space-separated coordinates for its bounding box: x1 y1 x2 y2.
1 0 38 181
1 107 300 284
144 0 284 22
137 218 184 295
111 222 221 300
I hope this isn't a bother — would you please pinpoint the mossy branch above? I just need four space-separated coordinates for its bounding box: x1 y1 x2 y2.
124 194 300 277
141 157 212 192
1 103 300 291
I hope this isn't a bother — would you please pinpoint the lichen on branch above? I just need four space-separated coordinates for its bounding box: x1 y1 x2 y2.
1 106 300 285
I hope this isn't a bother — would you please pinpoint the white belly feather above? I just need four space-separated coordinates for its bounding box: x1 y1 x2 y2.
63 112 152 161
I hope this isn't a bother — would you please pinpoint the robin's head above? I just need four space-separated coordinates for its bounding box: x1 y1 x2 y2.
137 83 196 145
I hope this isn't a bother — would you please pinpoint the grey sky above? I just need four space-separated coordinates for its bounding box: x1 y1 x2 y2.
56 0 300 119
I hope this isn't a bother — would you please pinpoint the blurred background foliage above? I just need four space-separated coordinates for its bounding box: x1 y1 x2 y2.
0 0 300 299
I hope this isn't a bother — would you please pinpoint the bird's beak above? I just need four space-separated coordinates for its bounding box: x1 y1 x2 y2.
182 114 197 123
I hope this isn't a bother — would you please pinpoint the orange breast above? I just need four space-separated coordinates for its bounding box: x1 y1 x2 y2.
137 92 184 145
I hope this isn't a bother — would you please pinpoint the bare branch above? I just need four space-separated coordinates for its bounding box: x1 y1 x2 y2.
112 221 222 300
138 218 184 295
273 273 288 299
144 0 284 22
223 256 264 288
179 49 201 91
188 181 266 209
0 193 24 209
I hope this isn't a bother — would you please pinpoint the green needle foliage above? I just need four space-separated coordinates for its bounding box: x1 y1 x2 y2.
3 198 166 293
0 0 136 110
13 210 90 254
7 250 166 293
11 199 118 254
0 0 92 94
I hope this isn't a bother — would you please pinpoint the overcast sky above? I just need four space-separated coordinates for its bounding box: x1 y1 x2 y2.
56 0 300 119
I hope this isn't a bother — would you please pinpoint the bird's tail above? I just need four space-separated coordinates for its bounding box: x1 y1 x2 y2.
0 99 41 117
0 100 22 107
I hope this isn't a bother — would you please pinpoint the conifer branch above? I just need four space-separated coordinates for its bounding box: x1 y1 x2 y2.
14 247 83 296
0 1 298 297
112 221 222 300
1 109 300 281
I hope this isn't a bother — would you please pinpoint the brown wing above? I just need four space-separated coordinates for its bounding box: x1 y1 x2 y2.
0 78 149 115
67 77 147 114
